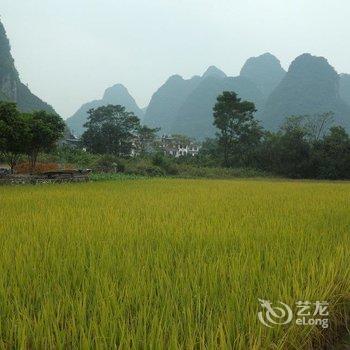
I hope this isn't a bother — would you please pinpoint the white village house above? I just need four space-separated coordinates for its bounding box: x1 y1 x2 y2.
160 135 201 157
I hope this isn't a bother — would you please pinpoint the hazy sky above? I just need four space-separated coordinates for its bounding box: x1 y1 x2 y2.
1 0 349 119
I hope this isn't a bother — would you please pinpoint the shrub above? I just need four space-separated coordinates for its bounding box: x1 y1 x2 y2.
130 165 165 177
52 147 99 168
164 163 179 175
151 153 181 175
152 153 168 168
92 155 125 173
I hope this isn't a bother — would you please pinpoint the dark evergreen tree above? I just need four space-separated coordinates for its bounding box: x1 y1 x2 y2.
213 91 262 167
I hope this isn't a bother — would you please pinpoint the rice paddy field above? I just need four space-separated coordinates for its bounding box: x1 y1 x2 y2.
0 178 349 349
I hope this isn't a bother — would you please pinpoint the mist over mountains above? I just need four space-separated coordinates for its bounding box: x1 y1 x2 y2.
142 52 350 139
1 18 350 140
69 52 350 139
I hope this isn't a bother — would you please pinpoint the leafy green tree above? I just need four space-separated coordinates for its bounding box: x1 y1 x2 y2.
303 112 334 141
82 105 140 157
197 138 221 166
213 91 262 167
313 126 350 179
281 112 334 141
0 102 29 172
136 125 160 155
259 128 312 178
24 110 65 169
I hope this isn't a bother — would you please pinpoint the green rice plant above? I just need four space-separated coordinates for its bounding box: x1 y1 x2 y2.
0 179 349 349
90 172 146 182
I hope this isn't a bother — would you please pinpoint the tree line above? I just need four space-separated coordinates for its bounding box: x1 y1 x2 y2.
0 102 159 172
0 102 65 171
210 91 350 179
1 94 350 180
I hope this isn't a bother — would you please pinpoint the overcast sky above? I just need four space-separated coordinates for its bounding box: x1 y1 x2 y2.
1 0 349 119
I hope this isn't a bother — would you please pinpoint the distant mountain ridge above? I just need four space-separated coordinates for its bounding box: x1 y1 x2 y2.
0 20 55 114
202 65 227 79
66 84 143 136
172 75 264 139
240 53 286 98
263 53 350 130
2 17 350 141
143 64 265 138
340 74 350 107
143 74 202 134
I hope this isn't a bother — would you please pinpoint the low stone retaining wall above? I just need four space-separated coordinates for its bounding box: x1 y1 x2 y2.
0 175 90 185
